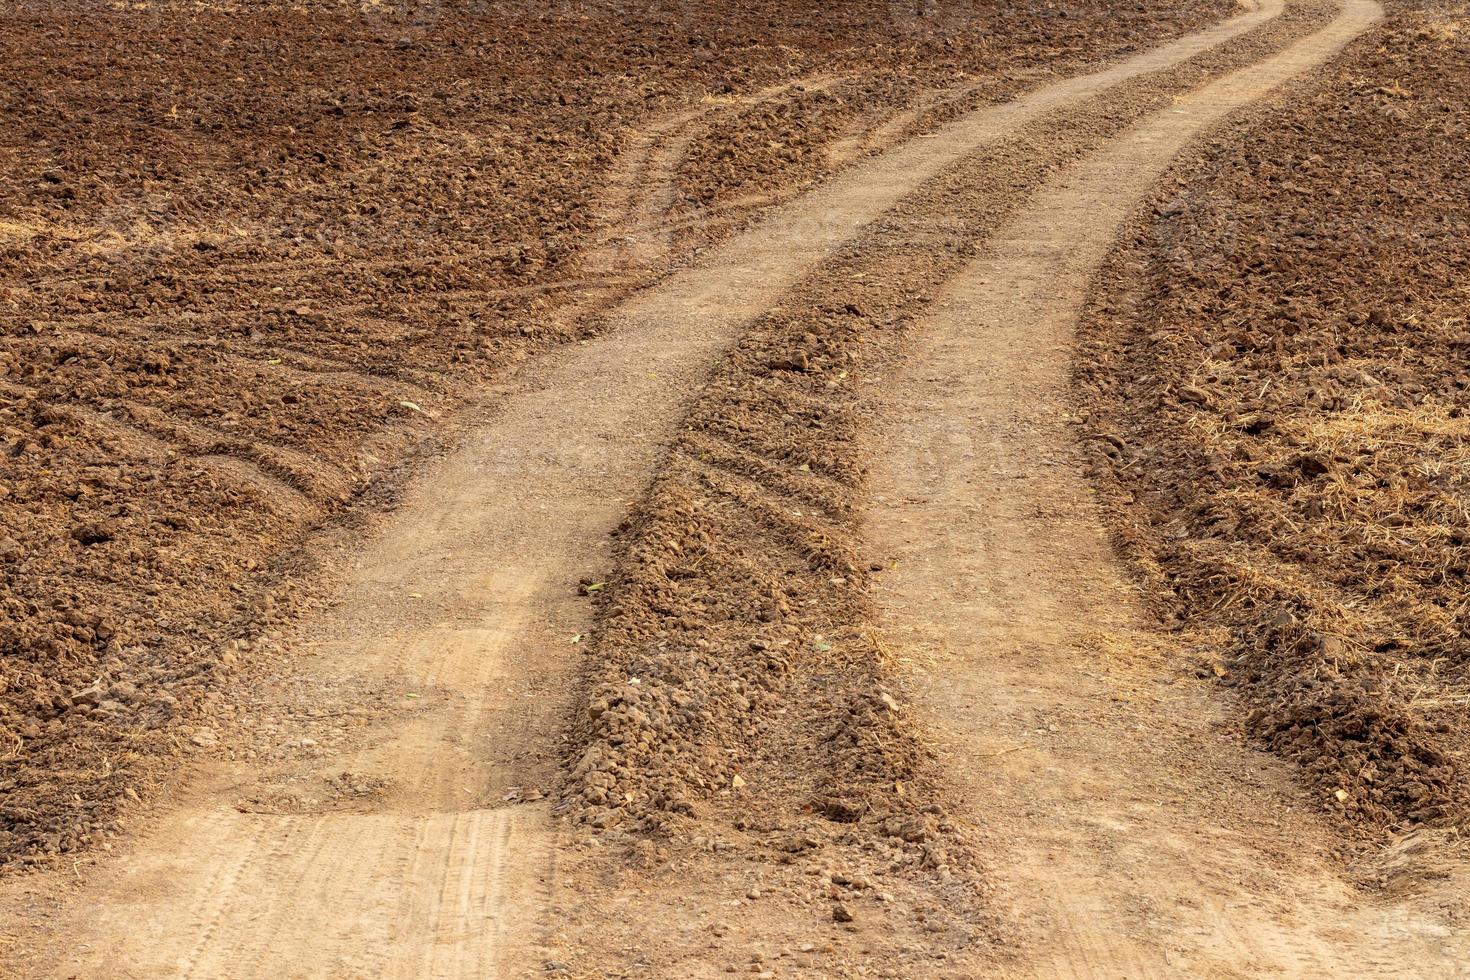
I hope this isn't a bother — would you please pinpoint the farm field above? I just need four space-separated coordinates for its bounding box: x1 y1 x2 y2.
1 0 1467 976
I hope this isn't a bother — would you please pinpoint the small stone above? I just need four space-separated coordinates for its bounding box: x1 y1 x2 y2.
886 814 928 843
832 902 855 923
190 728 219 748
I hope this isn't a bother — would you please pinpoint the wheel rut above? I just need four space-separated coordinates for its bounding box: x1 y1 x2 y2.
866 0 1465 974
0 0 1387 975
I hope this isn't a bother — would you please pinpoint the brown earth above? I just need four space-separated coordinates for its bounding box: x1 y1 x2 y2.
2 0 1468 975
6 2 1422 975
1076 0 1470 835
0 0 1235 867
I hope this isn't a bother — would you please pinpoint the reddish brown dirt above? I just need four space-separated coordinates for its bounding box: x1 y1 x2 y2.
1076 0 1470 834
8 0 1468 973
0 0 1239 868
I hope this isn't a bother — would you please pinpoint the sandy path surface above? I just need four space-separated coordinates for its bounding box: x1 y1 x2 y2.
867 0 1468 974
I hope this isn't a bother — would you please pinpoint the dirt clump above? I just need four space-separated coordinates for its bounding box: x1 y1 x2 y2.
1076 0 1470 832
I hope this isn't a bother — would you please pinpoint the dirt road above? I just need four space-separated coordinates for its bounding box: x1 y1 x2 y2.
5 0 1461 975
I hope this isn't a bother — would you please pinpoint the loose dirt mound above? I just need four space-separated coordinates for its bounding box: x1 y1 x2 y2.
0 0 1233 867
1076 0 1470 832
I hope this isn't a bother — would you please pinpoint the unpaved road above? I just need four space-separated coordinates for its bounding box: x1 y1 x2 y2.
4 0 1463 976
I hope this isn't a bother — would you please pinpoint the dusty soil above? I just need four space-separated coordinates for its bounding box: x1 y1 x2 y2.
9 2 1416 976
1076 0 1470 834
0 0 1236 867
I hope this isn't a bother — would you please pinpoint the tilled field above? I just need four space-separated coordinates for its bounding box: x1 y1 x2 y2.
0 0 1235 866
6 0 1470 974
1077 0 1470 832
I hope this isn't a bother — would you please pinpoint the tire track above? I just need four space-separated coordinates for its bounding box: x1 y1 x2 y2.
0 378 322 517
582 74 855 280
866 0 1465 973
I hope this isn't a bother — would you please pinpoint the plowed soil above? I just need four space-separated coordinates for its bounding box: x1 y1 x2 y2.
1077 0 1470 834
0 0 1233 867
